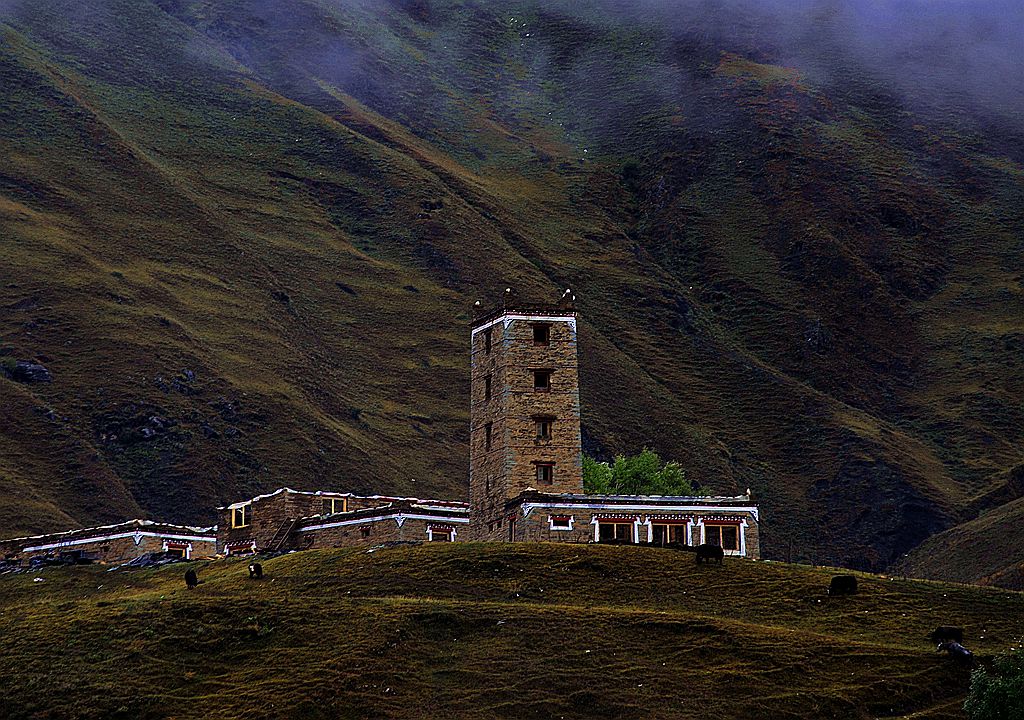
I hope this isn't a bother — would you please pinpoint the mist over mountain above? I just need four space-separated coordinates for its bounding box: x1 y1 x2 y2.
0 0 1022 576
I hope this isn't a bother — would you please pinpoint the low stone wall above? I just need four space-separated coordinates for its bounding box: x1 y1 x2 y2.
295 514 467 549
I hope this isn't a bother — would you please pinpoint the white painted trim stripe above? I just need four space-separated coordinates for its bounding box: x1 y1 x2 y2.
471 313 576 336
23 532 215 553
2 519 215 544
522 502 759 521
219 487 470 511
297 513 470 533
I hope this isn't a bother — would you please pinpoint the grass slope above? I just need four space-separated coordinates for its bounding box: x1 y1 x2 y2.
892 494 1024 591
1 544 1022 719
0 0 1022 573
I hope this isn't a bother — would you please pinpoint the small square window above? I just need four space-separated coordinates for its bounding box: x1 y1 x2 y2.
429 527 453 542
550 515 572 530
485 422 493 449
484 328 492 353
485 375 492 401
533 324 550 346
535 418 553 440
536 463 554 485
533 369 551 391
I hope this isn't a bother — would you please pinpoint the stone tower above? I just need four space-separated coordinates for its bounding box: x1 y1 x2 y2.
469 290 583 539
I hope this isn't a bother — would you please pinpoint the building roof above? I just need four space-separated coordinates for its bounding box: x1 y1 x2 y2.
0 519 217 547
218 486 470 511
295 498 470 533
470 289 576 329
510 490 759 520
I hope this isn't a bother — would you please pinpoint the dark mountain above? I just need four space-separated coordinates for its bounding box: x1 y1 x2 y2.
1 0 1022 572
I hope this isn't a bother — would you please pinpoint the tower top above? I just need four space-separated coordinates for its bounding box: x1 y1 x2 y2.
471 288 576 329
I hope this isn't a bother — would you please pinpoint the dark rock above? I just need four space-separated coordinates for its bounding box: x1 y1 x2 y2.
4 361 52 383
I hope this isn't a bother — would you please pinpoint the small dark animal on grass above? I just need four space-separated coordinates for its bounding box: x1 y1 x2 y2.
929 626 963 644
937 640 974 665
184 569 198 589
248 563 263 579
829 575 857 596
695 544 724 565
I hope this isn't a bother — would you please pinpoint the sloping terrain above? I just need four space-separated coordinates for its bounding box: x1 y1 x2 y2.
1 544 1022 719
892 483 1024 591
0 0 1023 571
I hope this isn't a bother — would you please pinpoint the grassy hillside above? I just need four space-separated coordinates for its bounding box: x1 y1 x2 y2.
892 492 1024 591
1 0 1023 572
1 544 1022 719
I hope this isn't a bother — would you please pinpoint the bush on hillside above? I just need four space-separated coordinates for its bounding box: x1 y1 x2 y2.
964 648 1024 719
583 449 703 496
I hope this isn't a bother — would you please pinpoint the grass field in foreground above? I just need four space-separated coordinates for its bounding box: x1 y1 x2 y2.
0 543 1021 720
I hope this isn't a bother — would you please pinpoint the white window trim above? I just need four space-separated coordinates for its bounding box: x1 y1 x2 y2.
426 525 457 542
548 515 574 531
225 540 257 556
644 518 694 545
162 540 193 559
698 519 747 556
590 517 641 543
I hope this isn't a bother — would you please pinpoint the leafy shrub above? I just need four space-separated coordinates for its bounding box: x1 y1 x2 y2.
583 449 704 496
965 648 1024 719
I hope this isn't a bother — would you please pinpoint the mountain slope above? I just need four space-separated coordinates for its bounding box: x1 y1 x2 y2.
892 467 1024 590
2 544 1022 719
1 0 1023 571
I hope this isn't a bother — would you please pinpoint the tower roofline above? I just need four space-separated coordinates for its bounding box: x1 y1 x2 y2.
471 289 576 329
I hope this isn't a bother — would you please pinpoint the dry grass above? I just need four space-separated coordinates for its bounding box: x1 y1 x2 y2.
1 543 1022 719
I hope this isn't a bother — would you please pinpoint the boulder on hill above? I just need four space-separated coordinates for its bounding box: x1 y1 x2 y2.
2 360 52 384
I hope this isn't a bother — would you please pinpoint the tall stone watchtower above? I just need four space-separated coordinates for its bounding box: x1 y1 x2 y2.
469 290 583 539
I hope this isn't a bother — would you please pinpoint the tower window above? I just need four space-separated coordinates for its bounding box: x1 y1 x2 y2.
533 369 551 391
533 323 550 346
484 328 492 353
486 474 492 492
485 422 493 449
534 417 553 440
485 375 492 401
536 462 554 485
